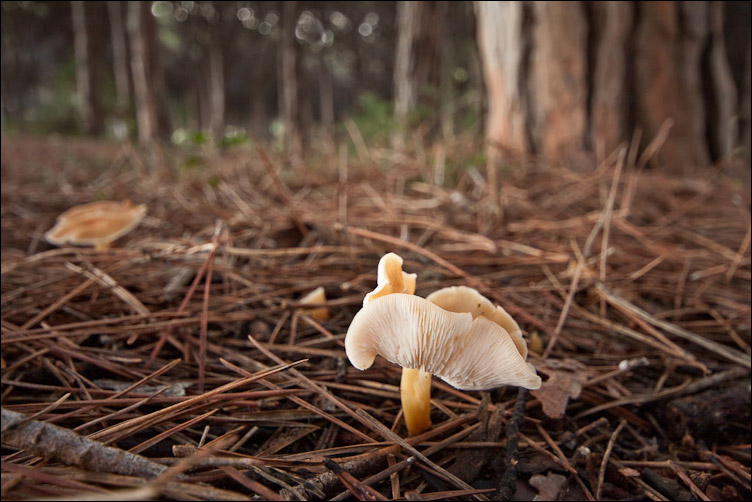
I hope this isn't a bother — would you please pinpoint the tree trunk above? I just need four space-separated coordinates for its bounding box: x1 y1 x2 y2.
144 5 170 139
71 1 104 135
393 1 447 135
706 2 738 161
530 2 588 162
127 2 169 144
475 1 528 157
208 31 225 142
477 0 746 173
589 1 632 159
633 1 709 170
106 1 130 115
319 53 335 152
280 1 302 156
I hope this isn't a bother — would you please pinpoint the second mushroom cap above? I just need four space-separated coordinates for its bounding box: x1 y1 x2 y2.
45 200 147 249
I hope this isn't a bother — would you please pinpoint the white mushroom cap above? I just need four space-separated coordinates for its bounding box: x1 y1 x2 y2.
426 285 528 360
45 200 147 247
345 294 541 391
363 253 417 306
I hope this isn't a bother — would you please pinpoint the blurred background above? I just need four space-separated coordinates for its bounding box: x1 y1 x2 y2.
1 1 750 174
2 5 750 500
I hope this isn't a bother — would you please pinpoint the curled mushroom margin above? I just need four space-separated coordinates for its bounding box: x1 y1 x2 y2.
345 293 541 434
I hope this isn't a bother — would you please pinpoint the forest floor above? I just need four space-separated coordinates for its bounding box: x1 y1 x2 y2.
1 133 750 501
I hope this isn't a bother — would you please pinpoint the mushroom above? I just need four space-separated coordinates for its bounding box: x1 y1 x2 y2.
45 200 147 251
425 285 528 360
363 252 417 305
361 253 428 435
346 293 541 435
299 286 331 321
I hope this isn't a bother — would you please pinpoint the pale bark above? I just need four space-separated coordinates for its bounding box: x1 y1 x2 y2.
475 1 527 155
477 1 742 173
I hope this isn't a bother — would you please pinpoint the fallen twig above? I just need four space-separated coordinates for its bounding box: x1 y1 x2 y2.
1 408 167 478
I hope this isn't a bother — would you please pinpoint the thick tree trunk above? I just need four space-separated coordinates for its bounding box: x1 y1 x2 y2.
530 2 588 162
71 1 104 135
475 1 527 210
477 1 746 173
476 2 527 156
633 1 709 169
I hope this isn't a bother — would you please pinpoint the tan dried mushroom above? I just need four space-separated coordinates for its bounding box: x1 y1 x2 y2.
299 286 331 321
45 200 147 251
346 268 540 435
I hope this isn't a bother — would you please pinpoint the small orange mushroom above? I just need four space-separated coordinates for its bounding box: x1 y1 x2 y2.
45 200 147 251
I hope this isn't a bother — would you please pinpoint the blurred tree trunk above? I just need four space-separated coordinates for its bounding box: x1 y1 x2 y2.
71 1 104 135
393 1 447 142
477 0 744 174
280 1 302 156
208 30 225 142
106 1 130 118
707 2 738 160
319 54 335 153
588 2 632 159
127 2 169 144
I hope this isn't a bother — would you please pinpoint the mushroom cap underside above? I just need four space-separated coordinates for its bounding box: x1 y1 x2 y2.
426 285 528 360
345 294 541 391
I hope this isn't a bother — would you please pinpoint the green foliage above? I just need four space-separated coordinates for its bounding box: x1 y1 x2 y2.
344 91 396 146
220 128 250 148
22 60 79 135
182 154 204 171
190 130 210 145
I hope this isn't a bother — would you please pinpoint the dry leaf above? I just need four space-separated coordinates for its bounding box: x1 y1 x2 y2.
531 371 584 419
530 472 567 501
